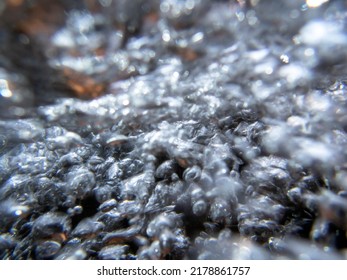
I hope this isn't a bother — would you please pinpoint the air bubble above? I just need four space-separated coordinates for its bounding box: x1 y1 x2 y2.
35 240 61 259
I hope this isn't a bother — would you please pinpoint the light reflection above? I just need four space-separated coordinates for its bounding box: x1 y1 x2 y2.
191 32 204 43
0 79 13 98
171 71 180 83
280 54 289 64
14 209 23 216
185 0 196 10
304 48 315 57
306 0 329 8
265 67 273 75
162 31 171 42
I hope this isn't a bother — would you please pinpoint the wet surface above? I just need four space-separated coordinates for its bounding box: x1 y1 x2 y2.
1 0 347 259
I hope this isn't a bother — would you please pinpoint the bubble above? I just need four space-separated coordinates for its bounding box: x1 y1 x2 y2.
0 234 16 257
102 224 142 245
98 198 118 212
32 212 71 239
138 240 161 260
209 197 232 224
72 218 104 238
119 158 144 178
190 185 205 203
35 177 67 207
279 64 312 86
58 152 83 167
192 200 208 216
66 167 96 199
146 213 176 238
46 130 83 150
120 172 153 201
88 156 104 166
159 228 176 252
106 162 121 180
155 160 178 179
270 237 342 259
183 165 201 182
55 248 87 260
35 240 61 259
97 209 123 232
315 190 347 228
0 119 44 142
298 20 347 63
67 205 83 216
98 245 129 260
117 200 143 218
287 187 304 204
0 199 30 231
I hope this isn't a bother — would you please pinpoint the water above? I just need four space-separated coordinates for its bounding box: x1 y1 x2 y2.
0 0 347 259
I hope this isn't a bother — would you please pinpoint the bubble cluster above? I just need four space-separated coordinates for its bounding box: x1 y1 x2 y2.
1 0 347 259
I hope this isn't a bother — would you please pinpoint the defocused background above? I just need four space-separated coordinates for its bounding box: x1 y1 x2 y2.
1 0 347 260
